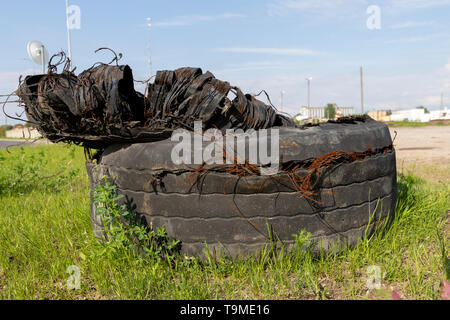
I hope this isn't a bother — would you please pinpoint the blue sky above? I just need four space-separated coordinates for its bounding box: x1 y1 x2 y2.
1 0 450 123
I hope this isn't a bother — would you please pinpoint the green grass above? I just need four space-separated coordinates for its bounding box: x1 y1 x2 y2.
0 145 448 300
387 121 450 127
0 137 30 141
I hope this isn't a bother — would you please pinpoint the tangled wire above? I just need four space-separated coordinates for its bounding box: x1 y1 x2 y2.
15 48 295 149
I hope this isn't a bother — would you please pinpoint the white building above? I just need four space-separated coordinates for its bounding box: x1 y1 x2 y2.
390 108 450 122
429 108 450 121
296 106 355 121
5 126 42 139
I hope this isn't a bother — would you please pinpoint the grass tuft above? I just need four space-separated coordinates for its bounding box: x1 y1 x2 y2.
0 145 448 300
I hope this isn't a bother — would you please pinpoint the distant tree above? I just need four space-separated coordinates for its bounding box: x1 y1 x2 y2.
0 125 13 137
325 104 337 120
416 106 430 114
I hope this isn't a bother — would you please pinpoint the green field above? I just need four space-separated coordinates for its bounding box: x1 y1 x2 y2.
0 145 448 300
387 121 450 127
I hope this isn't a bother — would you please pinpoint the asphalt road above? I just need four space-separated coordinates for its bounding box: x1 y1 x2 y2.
0 140 30 150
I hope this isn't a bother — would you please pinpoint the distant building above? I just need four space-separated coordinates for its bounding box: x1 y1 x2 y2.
367 107 450 122
368 110 391 122
336 107 354 118
390 108 428 122
389 107 450 122
429 108 450 122
296 106 354 121
297 105 449 123
5 126 42 139
301 106 326 120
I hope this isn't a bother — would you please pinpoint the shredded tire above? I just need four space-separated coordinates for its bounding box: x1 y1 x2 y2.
87 118 397 258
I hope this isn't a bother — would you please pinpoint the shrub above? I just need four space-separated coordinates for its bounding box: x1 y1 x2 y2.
0 146 79 195
93 178 181 261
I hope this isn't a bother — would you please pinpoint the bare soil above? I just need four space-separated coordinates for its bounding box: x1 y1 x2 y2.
389 126 450 165
389 126 450 184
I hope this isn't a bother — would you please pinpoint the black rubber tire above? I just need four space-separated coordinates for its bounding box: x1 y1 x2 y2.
87 119 397 258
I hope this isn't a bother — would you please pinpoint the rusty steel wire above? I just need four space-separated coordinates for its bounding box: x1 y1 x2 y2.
180 145 393 240
12 48 389 241
16 49 295 149
184 146 389 205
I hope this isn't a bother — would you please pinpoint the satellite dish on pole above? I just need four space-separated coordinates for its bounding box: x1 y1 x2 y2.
27 40 49 74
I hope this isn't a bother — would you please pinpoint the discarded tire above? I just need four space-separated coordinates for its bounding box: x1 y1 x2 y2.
87 118 397 258
15 54 397 258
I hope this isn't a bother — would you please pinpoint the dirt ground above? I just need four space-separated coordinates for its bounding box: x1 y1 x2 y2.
388 126 450 184
0 139 50 150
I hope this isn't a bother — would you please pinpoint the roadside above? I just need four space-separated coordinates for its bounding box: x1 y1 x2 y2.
0 140 29 150
0 139 50 150
389 126 450 184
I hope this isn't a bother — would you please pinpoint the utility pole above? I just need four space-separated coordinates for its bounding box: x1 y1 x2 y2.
280 90 285 112
146 17 153 80
306 77 312 108
360 66 365 115
441 92 444 110
40 45 45 74
65 0 73 66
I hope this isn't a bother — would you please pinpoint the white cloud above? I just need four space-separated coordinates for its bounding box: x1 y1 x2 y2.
269 0 363 12
267 0 368 17
215 47 322 56
213 61 287 73
210 59 450 116
153 13 246 27
0 71 30 92
0 70 34 124
388 21 433 29
385 33 444 44
268 0 450 17
445 60 450 72
387 0 450 10
385 36 427 43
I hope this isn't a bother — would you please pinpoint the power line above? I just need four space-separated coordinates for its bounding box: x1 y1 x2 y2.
65 0 73 66
360 66 365 115
146 17 153 79
306 77 312 108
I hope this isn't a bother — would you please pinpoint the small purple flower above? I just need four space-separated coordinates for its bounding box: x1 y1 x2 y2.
391 290 402 300
441 280 450 300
